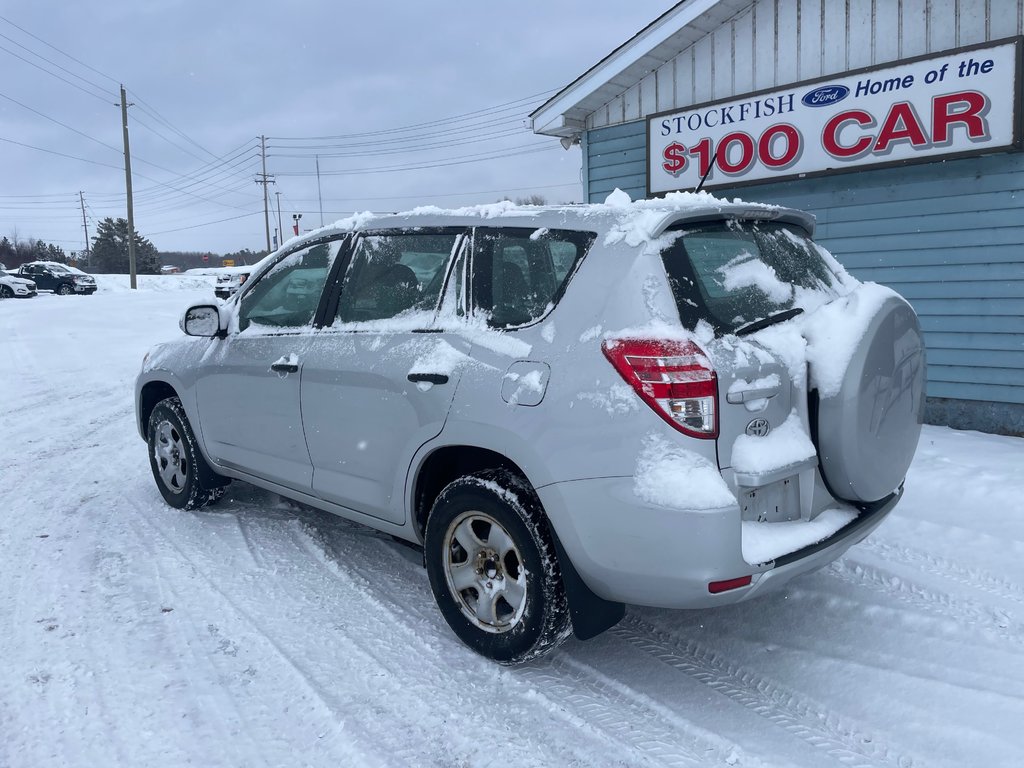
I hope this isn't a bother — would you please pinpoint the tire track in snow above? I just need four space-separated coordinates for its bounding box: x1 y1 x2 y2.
517 656 742 768
291 520 749 768
119 515 265 762
287 520 670 768
612 616 919 768
119 500 400 768
136 504 604 768
852 538 1024 606
826 559 1022 648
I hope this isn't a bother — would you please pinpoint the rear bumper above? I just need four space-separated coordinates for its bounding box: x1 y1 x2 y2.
538 477 900 609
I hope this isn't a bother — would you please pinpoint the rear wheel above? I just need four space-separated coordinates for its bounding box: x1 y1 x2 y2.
147 397 228 509
424 470 570 664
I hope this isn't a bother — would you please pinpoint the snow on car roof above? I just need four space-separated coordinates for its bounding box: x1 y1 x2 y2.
286 189 815 251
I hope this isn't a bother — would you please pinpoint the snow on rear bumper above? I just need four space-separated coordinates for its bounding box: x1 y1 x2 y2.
538 477 900 609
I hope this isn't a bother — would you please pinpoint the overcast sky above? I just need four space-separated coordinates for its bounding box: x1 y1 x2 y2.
0 1 677 255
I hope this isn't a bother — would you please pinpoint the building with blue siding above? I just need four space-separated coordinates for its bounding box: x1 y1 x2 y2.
532 0 1024 435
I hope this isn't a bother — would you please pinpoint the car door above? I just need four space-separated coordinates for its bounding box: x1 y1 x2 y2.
23 265 50 290
194 238 345 492
300 229 469 524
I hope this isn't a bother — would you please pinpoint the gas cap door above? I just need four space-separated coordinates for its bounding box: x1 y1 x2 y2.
501 361 550 406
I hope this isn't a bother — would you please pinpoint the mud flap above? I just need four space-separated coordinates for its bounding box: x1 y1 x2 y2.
549 527 625 641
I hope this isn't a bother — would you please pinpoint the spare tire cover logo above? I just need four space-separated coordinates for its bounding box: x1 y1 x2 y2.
745 418 771 437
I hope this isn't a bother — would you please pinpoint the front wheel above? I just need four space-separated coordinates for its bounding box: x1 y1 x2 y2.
147 397 227 509
424 470 571 664
56 283 74 295
0 286 12 299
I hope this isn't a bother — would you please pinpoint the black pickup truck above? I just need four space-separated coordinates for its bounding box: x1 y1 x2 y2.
17 261 97 295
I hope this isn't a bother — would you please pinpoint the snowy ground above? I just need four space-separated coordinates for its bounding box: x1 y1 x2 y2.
2 276 1022 768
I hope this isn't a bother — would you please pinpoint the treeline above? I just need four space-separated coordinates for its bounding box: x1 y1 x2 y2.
0 236 68 269
157 248 268 270
2 218 269 274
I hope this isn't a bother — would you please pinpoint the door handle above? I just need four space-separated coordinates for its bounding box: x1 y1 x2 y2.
726 385 780 404
407 373 449 385
270 354 299 374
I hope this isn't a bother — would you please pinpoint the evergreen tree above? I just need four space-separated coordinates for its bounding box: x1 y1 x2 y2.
90 218 159 274
0 237 13 266
46 243 68 263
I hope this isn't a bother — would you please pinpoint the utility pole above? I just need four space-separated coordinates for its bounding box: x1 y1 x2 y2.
120 85 137 289
275 191 284 248
316 154 324 227
78 191 90 265
256 136 274 253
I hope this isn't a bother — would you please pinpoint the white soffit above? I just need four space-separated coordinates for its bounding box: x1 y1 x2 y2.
531 0 750 137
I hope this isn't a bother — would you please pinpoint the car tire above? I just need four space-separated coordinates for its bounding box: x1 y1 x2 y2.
57 283 74 295
424 469 571 664
0 286 12 299
147 397 228 510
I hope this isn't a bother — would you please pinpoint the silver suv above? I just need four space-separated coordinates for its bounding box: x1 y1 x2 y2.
136 198 926 664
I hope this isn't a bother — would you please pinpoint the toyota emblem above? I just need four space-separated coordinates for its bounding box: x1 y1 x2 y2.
745 418 771 437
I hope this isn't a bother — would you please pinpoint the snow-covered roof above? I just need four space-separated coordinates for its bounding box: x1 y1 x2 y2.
530 0 750 137
286 193 815 249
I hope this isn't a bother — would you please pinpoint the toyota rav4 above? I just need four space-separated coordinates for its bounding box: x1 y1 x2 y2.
136 194 926 664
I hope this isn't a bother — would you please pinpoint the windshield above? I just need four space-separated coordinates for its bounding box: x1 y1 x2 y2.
660 220 845 335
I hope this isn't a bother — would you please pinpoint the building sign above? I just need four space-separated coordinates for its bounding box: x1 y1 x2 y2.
647 37 1022 195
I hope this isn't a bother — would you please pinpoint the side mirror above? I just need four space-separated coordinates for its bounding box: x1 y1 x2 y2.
180 304 226 337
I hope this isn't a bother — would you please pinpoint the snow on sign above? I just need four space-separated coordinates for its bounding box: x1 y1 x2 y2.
647 37 1022 195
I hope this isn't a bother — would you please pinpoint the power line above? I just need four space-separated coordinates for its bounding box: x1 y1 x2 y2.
267 88 556 141
275 144 558 177
0 31 112 100
0 13 119 85
247 181 580 205
0 40 111 104
147 210 262 236
0 134 124 170
128 89 219 161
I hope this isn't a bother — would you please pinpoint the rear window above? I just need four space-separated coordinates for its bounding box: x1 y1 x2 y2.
661 220 844 335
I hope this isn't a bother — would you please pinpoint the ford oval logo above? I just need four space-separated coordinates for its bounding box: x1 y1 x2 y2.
745 418 771 437
801 85 849 108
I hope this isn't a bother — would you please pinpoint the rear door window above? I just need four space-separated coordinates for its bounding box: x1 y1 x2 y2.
661 221 845 335
471 227 595 328
334 231 462 325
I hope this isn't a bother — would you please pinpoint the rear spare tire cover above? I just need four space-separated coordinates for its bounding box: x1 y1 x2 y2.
814 295 926 503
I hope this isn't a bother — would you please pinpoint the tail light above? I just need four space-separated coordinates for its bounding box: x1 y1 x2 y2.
601 338 718 439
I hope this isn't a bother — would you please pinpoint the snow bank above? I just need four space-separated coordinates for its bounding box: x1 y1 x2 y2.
94 273 216 294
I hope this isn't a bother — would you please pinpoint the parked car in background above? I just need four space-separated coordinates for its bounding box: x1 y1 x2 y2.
16 261 96 295
136 197 926 664
0 267 37 299
214 266 253 300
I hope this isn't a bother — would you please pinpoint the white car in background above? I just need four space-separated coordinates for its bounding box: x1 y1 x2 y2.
214 266 254 300
0 267 37 299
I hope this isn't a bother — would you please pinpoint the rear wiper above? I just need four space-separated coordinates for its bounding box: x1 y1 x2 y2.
734 307 804 336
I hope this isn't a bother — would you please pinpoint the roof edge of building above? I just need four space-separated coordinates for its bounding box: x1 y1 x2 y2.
530 0 725 137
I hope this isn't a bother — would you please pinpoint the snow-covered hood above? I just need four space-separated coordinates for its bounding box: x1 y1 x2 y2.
0 273 34 287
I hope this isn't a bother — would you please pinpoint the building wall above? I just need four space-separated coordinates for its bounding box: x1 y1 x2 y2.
585 119 1024 434
588 0 1024 130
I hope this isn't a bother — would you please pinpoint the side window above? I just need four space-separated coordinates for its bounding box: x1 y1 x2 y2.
237 240 340 332
472 228 595 328
335 232 461 324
